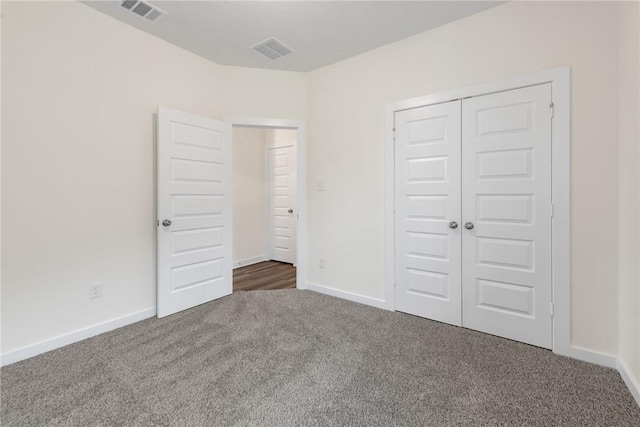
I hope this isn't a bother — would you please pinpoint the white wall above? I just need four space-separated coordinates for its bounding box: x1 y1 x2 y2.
618 0 640 393
307 1 623 356
265 129 298 147
1 1 307 355
232 127 268 265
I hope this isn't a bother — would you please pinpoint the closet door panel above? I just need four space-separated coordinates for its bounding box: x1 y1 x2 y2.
461 84 553 348
395 100 462 326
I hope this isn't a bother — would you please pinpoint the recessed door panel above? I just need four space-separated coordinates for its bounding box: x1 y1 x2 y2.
477 148 532 180
476 195 534 224
171 227 223 254
476 102 532 136
395 100 462 326
407 115 448 144
172 121 223 150
407 269 449 300
407 232 449 260
407 156 448 182
476 237 534 271
171 258 224 292
476 278 534 317
171 195 223 217
407 196 448 219
172 159 223 182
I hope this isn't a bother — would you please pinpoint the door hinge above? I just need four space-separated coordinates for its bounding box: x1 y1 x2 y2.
392 127 396 142
550 102 555 118
157 220 159 226
550 303 554 317
550 204 554 218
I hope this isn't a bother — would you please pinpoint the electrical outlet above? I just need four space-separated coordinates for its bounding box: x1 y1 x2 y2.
89 283 102 299
319 258 325 269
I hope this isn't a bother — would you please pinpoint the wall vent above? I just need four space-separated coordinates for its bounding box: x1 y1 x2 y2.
252 38 294 60
120 0 167 22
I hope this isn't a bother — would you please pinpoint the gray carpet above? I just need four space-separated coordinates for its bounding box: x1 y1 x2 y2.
2 290 639 426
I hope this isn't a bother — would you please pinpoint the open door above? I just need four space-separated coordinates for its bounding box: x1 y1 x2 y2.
157 107 232 318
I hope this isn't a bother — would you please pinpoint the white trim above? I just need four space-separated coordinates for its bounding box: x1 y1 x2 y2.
233 255 268 269
548 68 572 357
384 104 396 311
563 346 618 369
385 66 571 355
306 282 391 311
265 141 297 150
0 307 157 367
225 116 307 290
618 358 640 407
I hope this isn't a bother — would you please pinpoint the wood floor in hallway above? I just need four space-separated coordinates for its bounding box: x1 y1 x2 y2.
233 261 296 292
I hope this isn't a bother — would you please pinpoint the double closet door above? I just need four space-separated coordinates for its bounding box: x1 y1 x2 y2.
394 84 553 349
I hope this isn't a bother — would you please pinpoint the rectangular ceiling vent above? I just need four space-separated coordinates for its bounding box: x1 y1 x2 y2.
252 38 294 60
120 0 167 22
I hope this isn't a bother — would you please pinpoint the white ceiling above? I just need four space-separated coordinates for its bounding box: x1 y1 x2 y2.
82 1 504 72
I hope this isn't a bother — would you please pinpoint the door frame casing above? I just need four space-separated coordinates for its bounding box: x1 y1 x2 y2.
225 116 307 290
384 67 571 356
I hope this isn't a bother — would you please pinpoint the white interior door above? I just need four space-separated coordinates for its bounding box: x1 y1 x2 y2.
461 84 553 348
268 145 297 264
394 100 462 326
157 107 232 318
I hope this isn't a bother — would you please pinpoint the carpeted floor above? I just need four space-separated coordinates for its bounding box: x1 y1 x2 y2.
2 290 639 426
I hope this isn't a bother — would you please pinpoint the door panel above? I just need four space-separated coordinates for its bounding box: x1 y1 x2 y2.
157 107 232 318
461 84 552 348
268 145 297 264
395 100 462 326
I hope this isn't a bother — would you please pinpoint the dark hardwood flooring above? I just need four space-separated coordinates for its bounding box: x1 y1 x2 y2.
233 261 296 292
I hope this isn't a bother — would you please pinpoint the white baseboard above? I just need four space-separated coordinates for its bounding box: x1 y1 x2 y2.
618 358 640 408
555 344 617 369
306 282 391 310
557 345 618 369
233 255 267 269
0 307 157 367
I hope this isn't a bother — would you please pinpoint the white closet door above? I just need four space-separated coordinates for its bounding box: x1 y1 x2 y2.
268 145 297 264
461 84 553 348
157 107 232 318
395 100 462 326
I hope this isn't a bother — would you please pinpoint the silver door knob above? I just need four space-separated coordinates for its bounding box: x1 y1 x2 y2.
449 221 458 229
464 222 474 230
288 209 293 214
162 219 172 227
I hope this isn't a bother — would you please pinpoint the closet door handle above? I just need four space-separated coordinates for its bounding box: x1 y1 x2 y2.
464 222 474 230
449 221 458 229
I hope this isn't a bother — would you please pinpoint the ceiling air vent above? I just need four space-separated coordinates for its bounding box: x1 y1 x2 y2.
119 0 167 22
252 37 294 60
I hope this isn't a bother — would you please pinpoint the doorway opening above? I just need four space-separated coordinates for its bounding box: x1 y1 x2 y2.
228 119 306 292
